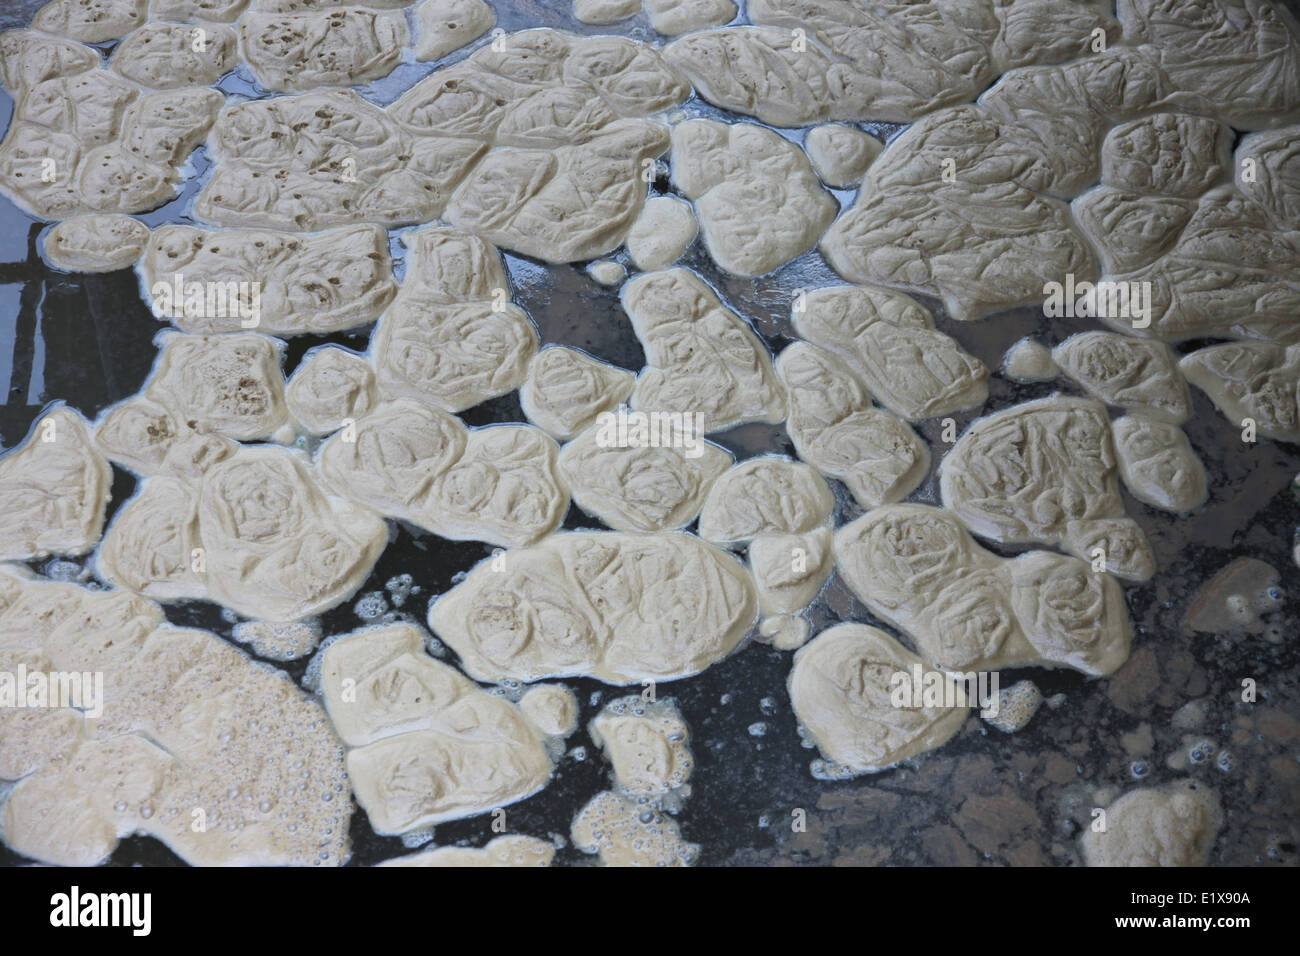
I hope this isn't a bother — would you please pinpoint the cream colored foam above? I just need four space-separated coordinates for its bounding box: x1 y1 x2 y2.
346 729 546 834
317 400 568 549
624 195 696 272
645 0 735 35
1052 332 1190 424
520 346 635 442
445 120 670 263
822 106 1094 320
98 444 386 621
939 396 1155 581
140 224 397 336
1112 414 1207 512
238 9 408 93
370 227 537 413
750 527 833 618
111 21 236 89
33 0 147 43
519 684 579 738
254 0 417 10
777 342 929 509
0 566 352 866
1081 781 1222 867
698 456 833 547
670 119 835 278
590 695 692 795
1002 338 1058 383
429 531 757 685
571 790 698 866
834 504 1132 676
672 1 1300 127
230 619 322 661
286 347 377 436
663 0 1119 126
195 90 485 230
789 623 968 775
573 0 639 26
94 395 236 478
1092 185 1300 343
804 124 881 189
1181 342 1300 442
1101 113 1231 198
793 285 988 420
190 28 686 255
587 260 626 286
142 331 289 442
44 213 147 272
1071 186 1195 275
757 614 811 650
319 623 552 834
0 29 98 93
0 406 111 561
819 15 1300 322
1236 125 1300 224
624 268 786 433
152 0 249 20
557 423 732 532
0 75 221 219
391 30 687 143
379 834 554 866
981 679 1041 733
414 0 494 62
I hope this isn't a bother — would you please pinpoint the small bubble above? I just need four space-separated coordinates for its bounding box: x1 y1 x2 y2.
354 591 388 621
385 573 414 607
1255 585 1284 612
43 559 82 581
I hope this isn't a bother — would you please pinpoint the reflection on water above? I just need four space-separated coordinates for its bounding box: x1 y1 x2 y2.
0 218 161 446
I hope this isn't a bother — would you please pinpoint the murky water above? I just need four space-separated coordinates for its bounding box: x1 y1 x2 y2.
0 0 1297 867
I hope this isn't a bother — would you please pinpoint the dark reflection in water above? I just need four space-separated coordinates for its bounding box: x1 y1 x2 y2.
0 222 162 445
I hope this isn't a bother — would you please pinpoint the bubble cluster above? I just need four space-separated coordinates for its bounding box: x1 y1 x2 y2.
231 619 322 662
981 680 1043 734
571 791 699 867
385 573 415 608
0 567 352 866
353 591 389 621
589 695 693 796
